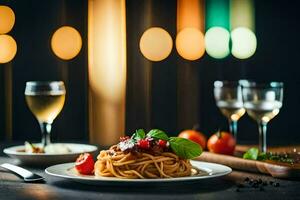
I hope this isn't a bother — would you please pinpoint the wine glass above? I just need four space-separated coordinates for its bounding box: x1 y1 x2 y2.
242 82 283 153
214 81 245 141
25 81 66 148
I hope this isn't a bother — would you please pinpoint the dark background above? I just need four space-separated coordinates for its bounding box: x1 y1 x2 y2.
0 0 88 142
0 0 299 145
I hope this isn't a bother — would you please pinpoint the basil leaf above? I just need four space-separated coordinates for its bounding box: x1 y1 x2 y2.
169 137 202 159
132 129 146 140
147 129 169 141
243 147 259 160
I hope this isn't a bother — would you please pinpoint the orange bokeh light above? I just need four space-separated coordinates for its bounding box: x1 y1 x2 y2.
139 27 173 62
177 0 204 32
176 28 205 60
51 26 82 60
0 34 17 63
0 6 15 34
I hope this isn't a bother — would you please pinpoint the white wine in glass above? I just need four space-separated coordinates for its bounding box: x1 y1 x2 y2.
242 82 283 153
244 101 282 124
217 100 246 122
214 81 245 141
25 81 66 148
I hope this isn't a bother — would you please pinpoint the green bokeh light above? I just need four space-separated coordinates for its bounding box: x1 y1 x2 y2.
206 0 230 30
205 27 230 59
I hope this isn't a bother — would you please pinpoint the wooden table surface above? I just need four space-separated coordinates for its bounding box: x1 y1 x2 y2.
1 143 300 200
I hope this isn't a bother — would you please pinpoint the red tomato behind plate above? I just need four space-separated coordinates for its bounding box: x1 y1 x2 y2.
207 131 236 155
178 130 207 149
75 153 95 175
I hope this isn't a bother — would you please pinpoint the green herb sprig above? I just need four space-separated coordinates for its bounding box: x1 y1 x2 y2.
131 129 146 141
243 147 294 164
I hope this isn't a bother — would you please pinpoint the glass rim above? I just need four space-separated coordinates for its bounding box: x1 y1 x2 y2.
214 80 240 88
241 81 284 88
25 81 65 86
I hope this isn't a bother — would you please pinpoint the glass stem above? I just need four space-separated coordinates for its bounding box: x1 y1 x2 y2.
258 121 267 153
229 119 238 142
39 122 52 148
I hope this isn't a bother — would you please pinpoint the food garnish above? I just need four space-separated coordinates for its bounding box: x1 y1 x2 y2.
119 129 202 159
25 141 44 153
75 153 95 175
207 131 236 155
243 147 295 164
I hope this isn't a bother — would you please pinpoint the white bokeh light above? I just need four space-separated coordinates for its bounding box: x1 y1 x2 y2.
205 27 230 59
231 27 257 59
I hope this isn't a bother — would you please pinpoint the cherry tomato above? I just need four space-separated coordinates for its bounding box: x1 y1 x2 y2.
137 139 150 149
178 130 207 149
207 131 236 155
158 139 167 148
75 153 95 175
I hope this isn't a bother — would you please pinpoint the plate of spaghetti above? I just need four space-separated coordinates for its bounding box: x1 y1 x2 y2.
45 129 232 185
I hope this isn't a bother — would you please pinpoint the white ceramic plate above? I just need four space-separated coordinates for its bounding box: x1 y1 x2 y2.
3 143 98 165
45 160 232 185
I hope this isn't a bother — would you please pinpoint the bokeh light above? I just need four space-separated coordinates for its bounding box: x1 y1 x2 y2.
139 27 173 62
206 0 230 30
205 27 230 59
231 27 257 59
0 6 15 34
0 35 17 63
176 27 205 60
51 26 82 60
230 0 255 31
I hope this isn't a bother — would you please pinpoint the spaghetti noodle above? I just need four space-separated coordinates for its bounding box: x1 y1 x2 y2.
94 145 193 179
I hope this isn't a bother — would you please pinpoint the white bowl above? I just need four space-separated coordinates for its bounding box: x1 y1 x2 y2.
3 143 98 166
